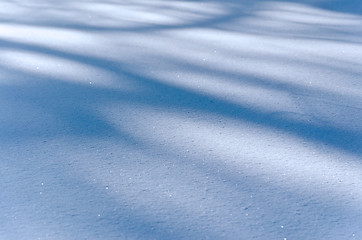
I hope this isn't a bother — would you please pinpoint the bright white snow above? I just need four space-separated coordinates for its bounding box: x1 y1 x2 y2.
0 0 362 239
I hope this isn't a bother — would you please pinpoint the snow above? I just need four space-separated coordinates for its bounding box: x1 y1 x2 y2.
1 0 362 239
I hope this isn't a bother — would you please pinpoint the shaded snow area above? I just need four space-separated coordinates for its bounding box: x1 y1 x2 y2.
1 0 362 239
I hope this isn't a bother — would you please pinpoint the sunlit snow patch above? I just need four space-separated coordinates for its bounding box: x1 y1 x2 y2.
0 50 122 88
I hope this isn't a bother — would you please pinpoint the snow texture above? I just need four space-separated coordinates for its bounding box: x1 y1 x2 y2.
0 0 362 239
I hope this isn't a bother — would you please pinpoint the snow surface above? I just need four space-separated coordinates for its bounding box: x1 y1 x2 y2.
0 0 362 239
